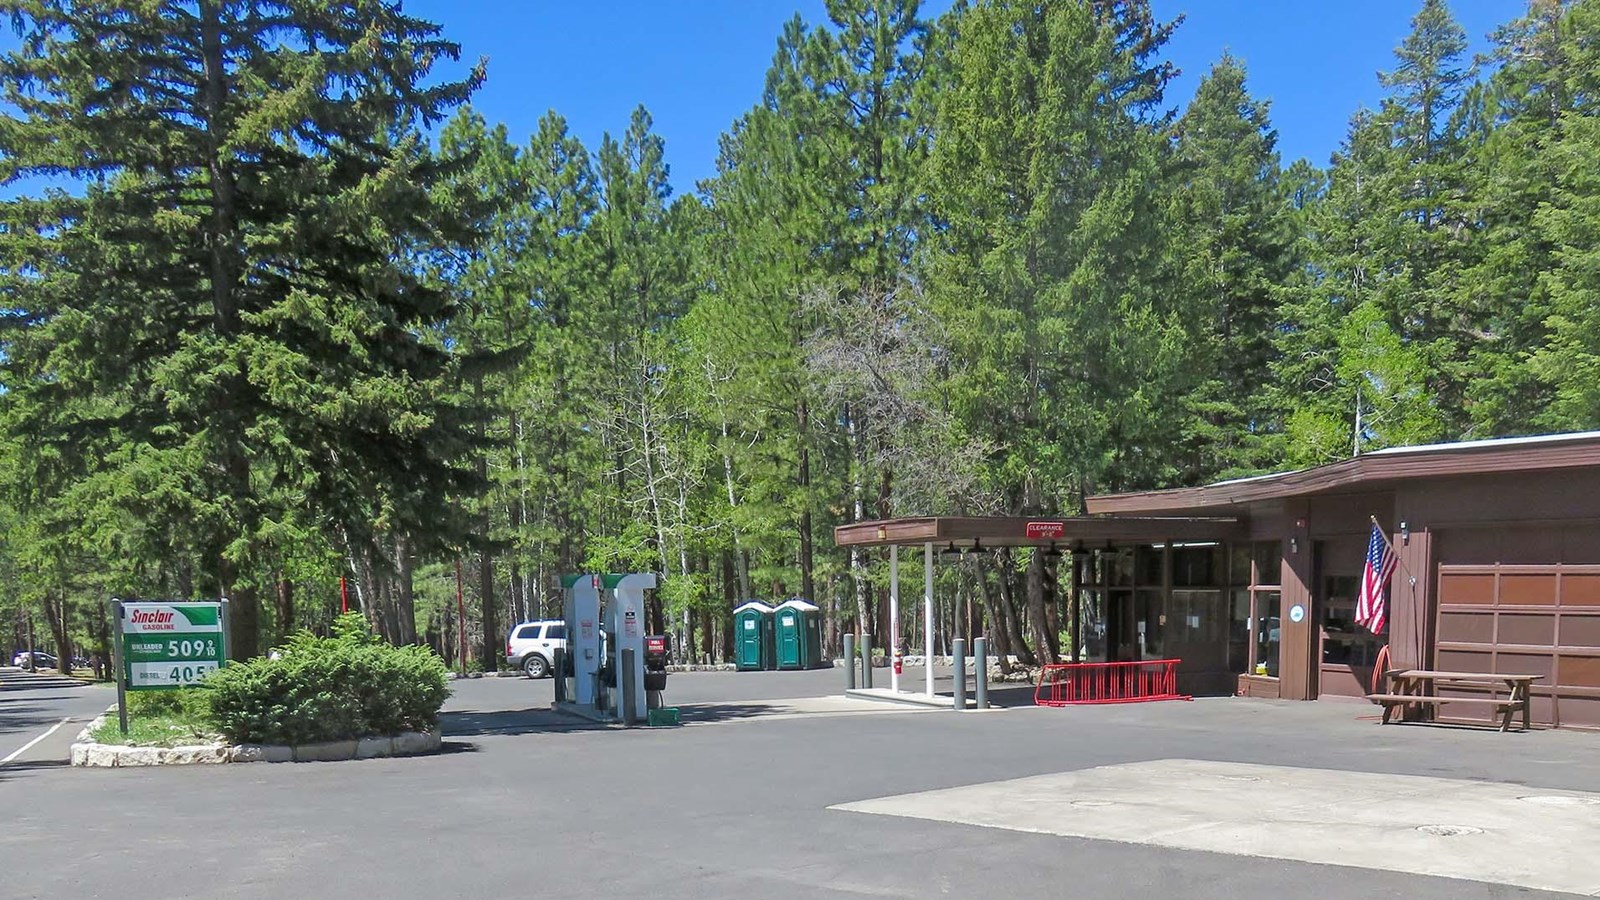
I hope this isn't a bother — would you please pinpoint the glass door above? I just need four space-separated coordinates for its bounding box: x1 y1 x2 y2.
1316 540 1387 697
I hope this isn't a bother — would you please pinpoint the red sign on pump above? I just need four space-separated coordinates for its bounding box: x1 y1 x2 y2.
1025 521 1066 540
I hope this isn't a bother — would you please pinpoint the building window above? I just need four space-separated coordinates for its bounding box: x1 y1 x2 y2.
1254 591 1281 677
1321 574 1385 666
1137 588 1164 657
1173 544 1224 587
1234 541 1281 678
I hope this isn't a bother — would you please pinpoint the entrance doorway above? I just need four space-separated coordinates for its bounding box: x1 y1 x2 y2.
1074 543 1259 696
1315 539 1386 697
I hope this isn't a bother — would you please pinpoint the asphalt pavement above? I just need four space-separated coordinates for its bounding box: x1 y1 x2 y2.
0 668 113 771
3 667 1599 899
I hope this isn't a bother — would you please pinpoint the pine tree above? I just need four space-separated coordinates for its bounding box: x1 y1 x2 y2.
924 0 1187 660
1380 0 1482 431
1467 0 1586 432
1528 0 1600 426
0 1 485 658
1169 53 1299 480
1277 0 1475 461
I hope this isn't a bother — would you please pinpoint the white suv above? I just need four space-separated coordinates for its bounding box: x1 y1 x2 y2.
506 620 566 678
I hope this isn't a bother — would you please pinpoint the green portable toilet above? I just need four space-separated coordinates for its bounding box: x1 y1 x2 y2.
732 601 774 671
773 599 823 670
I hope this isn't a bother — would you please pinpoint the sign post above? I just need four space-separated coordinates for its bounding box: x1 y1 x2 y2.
110 598 128 735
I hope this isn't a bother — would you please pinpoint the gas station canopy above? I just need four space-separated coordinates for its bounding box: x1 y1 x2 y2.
833 515 1245 549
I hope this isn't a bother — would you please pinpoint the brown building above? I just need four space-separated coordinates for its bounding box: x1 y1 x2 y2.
1084 431 1600 729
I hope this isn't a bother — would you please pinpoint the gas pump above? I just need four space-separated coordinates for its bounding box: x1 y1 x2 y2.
605 572 656 725
644 635 669 709
559 574 602 707
559 572 664 725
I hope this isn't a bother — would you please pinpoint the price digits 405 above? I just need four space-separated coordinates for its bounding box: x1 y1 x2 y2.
168 662 218 682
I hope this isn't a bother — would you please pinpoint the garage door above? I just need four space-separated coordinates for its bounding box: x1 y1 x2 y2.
1436 565 1600 729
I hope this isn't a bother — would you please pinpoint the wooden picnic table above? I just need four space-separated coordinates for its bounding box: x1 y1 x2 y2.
1370 669 1543 732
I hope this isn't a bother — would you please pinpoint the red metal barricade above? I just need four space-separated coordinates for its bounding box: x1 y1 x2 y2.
1034 659 1193 706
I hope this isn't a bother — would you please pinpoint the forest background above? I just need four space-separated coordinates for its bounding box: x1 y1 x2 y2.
2 0 1596 673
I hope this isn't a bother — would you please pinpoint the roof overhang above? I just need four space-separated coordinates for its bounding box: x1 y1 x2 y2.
1086 431 1600 515
833 516 1246 549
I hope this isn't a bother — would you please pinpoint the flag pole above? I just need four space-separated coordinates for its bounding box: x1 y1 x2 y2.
1369 515 1420 584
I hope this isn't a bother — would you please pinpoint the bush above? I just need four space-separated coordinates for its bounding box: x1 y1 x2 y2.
203 614 449 746
125 688 212 720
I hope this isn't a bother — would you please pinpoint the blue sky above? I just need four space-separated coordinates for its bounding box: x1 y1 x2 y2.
405 0 1514 196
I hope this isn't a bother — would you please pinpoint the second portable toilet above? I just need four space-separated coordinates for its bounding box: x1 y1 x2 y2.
773 598 823 670
732 601 774 671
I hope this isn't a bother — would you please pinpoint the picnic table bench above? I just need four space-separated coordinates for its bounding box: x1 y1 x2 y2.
1370 669 1541 732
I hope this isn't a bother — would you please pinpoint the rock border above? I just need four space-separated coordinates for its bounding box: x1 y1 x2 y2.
70 713 442 767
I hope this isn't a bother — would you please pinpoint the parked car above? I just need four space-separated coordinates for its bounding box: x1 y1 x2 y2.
505 620 567 678
14 650 59 671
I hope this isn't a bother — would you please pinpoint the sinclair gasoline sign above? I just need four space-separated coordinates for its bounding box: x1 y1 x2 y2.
121 601 226 690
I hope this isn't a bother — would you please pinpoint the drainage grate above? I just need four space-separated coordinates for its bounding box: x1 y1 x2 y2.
1416 824 1484 837
1519 795 1600 807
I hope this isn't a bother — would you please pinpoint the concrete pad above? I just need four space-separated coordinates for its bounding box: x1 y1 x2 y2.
832 758 1600 897
845 688 953 709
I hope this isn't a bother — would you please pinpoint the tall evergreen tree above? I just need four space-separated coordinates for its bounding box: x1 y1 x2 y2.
0 1 485 658
1456 0 1598 433
1528 0 1600 427
924 0 1188 660
1277 0 1475 461
1169 53 1299 480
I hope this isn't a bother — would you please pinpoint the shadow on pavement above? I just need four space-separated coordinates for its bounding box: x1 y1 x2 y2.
676 702 821 724
0 700 83 731
440 706 614 737
986 684 1041 708
0 758 70 783
0 678 95 694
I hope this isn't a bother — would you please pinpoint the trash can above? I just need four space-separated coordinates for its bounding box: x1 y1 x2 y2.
732 601 774 671
773 599 823 670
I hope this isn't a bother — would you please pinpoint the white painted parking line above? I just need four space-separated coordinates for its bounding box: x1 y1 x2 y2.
2 717 71 764
833 759 1600 897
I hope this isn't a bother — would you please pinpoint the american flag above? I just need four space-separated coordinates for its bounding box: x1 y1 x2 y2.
1355 523 1398 634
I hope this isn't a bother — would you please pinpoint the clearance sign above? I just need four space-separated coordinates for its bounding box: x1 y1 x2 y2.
1025 521 1066 540
118 601 227 690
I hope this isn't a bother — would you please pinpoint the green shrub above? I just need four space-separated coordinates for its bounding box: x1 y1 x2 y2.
125 688 212 720
203 614 449 746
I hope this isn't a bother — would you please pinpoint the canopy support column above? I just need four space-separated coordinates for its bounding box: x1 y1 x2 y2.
924 542 934 697
889 545 900 693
